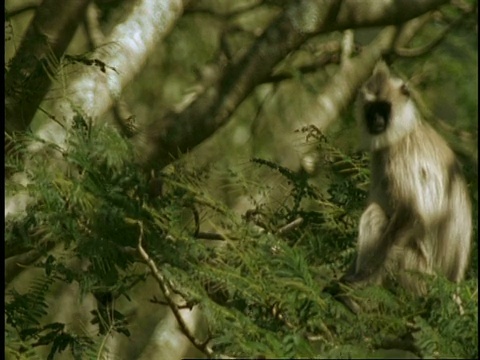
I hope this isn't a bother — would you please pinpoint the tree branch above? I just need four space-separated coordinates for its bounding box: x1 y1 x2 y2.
184 1 267 20
264 52 341 84
395 10 470 57
5 1 39 18
135 0 449 170
295 26 400 171
20 0 186 157
333 0 449 28
276 217 304 235
136 221 216 358
83 3 138 138
5 0 91 135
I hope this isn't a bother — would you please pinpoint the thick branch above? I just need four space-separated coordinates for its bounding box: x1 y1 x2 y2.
6 1 39 18
301 27 399 130
83 3 138 138
28 0 186 150
296 26 400 170
265 52 341 84
134 4 319 168
5 0 91 135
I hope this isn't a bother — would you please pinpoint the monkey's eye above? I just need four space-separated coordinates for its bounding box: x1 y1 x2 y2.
364 101 391 135
400 83 410 96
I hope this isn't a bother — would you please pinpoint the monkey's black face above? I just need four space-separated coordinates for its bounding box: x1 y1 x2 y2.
364 101 391 135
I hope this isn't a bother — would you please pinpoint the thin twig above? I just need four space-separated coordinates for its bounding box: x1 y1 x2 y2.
276 217 304 235
136 221 215 357
395 11 469 57
5 240 56 286
196 232 232 240
194 216 304 240
150 295 197 309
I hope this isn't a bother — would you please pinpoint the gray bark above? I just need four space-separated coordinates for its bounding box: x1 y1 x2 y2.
33 0 186 149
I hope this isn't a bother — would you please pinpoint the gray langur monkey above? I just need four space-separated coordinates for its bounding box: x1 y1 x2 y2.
345 62 472 294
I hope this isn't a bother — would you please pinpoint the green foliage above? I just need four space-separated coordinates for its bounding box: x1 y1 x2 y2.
5 276 94 360
5 118 478 359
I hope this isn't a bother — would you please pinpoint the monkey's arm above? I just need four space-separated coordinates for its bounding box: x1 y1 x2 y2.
346 202 414 284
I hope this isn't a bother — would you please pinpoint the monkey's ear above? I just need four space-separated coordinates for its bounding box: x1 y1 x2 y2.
400 82 410 96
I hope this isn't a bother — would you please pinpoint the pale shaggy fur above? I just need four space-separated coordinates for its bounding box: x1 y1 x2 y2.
352 63 472 294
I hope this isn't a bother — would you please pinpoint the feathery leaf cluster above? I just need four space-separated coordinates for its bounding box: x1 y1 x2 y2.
5 118 477 359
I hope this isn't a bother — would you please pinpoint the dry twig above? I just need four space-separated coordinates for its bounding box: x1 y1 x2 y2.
136 221 215 357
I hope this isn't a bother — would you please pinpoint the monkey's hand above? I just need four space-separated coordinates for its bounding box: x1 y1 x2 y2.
323 278 361 314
